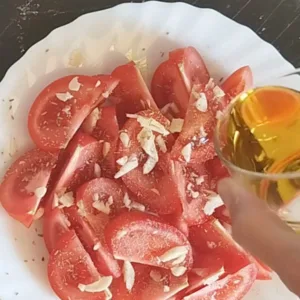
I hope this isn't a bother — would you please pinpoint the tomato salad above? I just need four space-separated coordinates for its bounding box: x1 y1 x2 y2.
0 46 269 300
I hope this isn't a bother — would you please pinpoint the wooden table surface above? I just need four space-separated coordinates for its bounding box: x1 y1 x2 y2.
0 0 300 80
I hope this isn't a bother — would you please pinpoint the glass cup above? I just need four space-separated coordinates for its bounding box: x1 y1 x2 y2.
214 70 300 231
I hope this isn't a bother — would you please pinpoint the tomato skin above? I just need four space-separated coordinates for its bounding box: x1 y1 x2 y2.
45 131 102 211
221 66 253 100
28 75 119 151
43 207 70 253
112 62 158 125
82 106 119 178
183 264 257 300
64 206 121 278
189 219 250 274
105 211 193 270
171 84 226 165
152 47 210 116
0 148 58 227
48 230 107 300
76 177 125 216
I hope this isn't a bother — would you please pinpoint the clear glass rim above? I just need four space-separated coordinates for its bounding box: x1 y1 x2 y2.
214 86 300 180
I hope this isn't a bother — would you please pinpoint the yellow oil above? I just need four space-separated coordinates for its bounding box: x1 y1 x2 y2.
223 86 300 208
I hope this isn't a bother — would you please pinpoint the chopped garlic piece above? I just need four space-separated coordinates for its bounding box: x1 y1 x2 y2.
93 242 101 251
95 80 101 88
116 230 128 239
93 201 110 214
207 241 217 249
196 176 205 185
119 132 130 148
34 187 47 199
143 156 158 175
200 126 207 138
191 191 200 199
83 108 100 134
203 193 224 216
103 142 111 158
138 128 158 160
213 86 225 99
163 285 171 293
68 77 81 91
159 246 188 263
171 266 187 277
77 200 87 217
137 116 169 136
205 78 215 90
169 118 184 133
181 143 192 163
78 276 113 293
104 289 112 300
94 163 101 178
33 207 45 220
156 135 167 153
123 193 132 208
114 155 139 179
194 92 208 112
150 270 162 282
56 92 73 102
102 91 110 98
117 156 128 166
123 261 135 291
93 193 100 201
130 201 145 212
172 254 187 266
58 192 74 208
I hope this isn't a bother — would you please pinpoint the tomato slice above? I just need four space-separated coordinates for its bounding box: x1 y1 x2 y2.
43 207 71 252
152 47 210 116
82 106 119 178
116 110 183 215
111 62 158 126
64 206 121 278
105 211 193 270
28 75 119 151
0 148 57 227
221 66 253 101
169 47 210 93
164 214 189 237
111 263 189 300
171 83 226 165
48 230 109 300
76 177 125 216
183 264 257 300
189 219 250 274
45 132 102 211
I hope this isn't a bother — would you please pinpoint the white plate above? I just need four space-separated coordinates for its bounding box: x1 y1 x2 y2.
0 1 298 299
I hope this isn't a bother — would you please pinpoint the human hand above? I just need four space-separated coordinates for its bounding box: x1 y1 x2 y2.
218 178 300 297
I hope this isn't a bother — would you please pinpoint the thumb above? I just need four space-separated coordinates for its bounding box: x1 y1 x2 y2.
218 178 300 296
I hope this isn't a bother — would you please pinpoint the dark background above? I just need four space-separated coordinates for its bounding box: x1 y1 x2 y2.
0 0 300 81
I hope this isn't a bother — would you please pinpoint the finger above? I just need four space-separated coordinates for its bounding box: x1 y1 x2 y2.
218 178 300 296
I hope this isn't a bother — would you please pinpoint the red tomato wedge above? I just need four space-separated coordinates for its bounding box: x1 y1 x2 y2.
0 148 57 227
48 230 110 300
116 110 183 215
183 264 257 300
82 106 119 178
221 66 253 101
112 263 189 300
171 82 226 165
105 211 193 270
28 75 119 151
164 214 189 237
76 177 125 216
46 132 102 211
189 219 250 274
43 207 70 253
152 47 210 116
64 206 121 277
111 62 158 126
